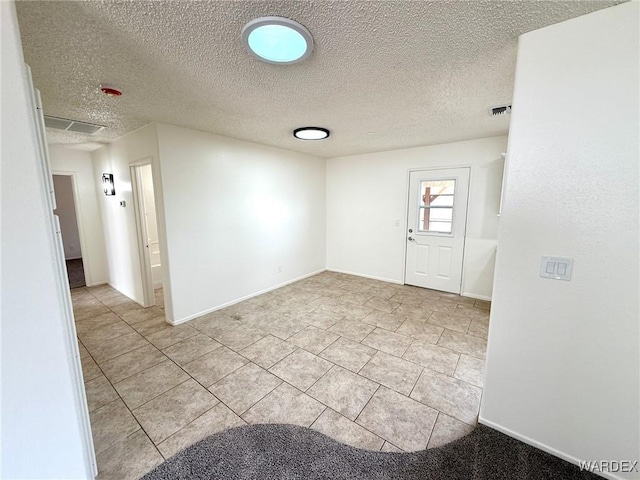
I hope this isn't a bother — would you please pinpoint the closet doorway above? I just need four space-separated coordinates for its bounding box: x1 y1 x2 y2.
130 162 163 307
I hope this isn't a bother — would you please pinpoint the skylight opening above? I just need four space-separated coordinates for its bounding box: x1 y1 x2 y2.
242 17 314 65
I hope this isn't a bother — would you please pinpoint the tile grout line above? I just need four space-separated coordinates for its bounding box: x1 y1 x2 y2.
352 383 381 426
313 406 388 451
303 363 338 394
407 367 425 399
82 293 166 464
90 289 227 451
107 355 171 387
154 396 248 460
424 411 442 449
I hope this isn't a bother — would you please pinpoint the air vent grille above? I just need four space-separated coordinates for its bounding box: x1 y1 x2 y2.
489 104 512 116
44 115 105 135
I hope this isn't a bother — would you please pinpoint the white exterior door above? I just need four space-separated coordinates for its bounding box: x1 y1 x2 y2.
404 167 470 294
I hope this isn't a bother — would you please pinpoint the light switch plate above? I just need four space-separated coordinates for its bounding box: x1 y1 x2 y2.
540 256 573 281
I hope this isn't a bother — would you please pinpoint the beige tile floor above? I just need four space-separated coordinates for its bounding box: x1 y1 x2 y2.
73 272 490 479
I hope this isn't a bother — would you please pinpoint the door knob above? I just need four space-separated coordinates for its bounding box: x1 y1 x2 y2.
408 229 413 233
408 237 414 241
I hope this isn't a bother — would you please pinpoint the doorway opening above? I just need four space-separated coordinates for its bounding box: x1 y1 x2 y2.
404 167 471 294
53 174 86 288
130 162 163 308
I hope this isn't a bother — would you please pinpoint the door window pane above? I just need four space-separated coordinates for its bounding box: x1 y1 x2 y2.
418 179 455 233
426 207 453 222
429 195 454 207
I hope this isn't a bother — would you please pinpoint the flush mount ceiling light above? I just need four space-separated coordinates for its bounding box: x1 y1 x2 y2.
242 16 313 64
293 127 330 140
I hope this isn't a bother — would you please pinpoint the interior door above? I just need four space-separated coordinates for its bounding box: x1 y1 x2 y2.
131 163 156 307
404 167 470 294
140 165 163 288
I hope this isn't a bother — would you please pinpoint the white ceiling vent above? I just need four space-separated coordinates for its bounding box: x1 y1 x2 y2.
489 105 512 117
44 115 105 135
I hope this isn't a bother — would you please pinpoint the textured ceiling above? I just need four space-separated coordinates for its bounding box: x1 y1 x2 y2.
16 0 620 157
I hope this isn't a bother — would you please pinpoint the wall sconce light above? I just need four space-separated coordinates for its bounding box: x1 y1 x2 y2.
102 173 115 196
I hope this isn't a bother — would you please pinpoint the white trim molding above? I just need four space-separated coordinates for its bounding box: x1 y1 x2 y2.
478 417 626 480
326 268 404 285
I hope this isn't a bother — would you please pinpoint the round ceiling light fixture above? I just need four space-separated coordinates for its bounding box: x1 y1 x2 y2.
293 127 330 140
242 16 313 65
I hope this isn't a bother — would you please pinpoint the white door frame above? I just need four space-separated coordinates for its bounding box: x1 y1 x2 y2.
52 171 92 285
402 165 473 294
130 159 156 308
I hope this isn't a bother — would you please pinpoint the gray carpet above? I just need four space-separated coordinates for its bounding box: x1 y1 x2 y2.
142 424 599 480
66 258 86 289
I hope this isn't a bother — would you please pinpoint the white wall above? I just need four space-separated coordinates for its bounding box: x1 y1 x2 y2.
53 174 83 259
326 136 507 299
481 3 639 479
50 145 108 285
155 123 326 323
92 124 160 305
1 2 93 478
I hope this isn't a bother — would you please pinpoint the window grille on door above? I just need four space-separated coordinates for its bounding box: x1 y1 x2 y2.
418 179 455 234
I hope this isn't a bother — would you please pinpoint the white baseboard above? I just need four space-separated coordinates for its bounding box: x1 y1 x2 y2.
461 292 492 301
325 268 403 285
170 269 327 326
325 269 491 301
478 417 623 480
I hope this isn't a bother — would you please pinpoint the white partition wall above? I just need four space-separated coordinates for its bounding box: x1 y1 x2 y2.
91 122 326 324
1 2 94 478
155 123 326 323
92 124 161 306
481 3 639 479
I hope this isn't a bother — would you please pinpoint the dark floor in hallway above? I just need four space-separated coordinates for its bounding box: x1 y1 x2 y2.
66 258 85 288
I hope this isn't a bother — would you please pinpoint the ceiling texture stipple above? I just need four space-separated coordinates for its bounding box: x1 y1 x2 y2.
16 0 621 157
